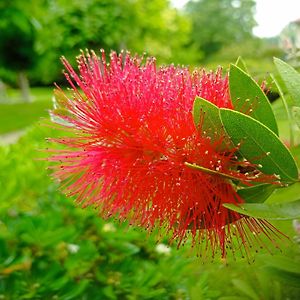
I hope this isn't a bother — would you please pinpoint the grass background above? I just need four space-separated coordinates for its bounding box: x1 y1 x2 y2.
0 88 52 134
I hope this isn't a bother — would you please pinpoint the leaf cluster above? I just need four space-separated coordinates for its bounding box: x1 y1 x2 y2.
192 58 300 220
0 1 36 71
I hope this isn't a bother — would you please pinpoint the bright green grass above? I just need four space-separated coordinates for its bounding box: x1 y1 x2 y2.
0 87 53 134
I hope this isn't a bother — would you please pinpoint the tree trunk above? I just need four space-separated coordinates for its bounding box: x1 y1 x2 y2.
18 71 31 102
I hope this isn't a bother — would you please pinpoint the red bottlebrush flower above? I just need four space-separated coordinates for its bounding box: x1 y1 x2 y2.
49 50 281 259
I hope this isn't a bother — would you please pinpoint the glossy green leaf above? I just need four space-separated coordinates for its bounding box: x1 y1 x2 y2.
220 109 299 183
192 96 222 133
229 64 278 134
235 56 249 73
274 57 300 107
223 199 300 220
237 184 275 203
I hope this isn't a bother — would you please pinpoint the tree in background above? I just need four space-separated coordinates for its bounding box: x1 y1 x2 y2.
126 0 199 65
0 0 259 87
0 0 197 87
185 0 256 60
33 0 198 85
0 1 38 102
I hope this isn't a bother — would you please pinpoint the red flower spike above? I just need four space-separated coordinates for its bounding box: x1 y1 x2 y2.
49 50 282 259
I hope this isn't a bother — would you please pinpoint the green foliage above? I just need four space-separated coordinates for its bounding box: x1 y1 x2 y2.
193 62 299 188
229 64 278 134
274 58 300 107
0 0 199 86
0 1 36 71
33 0 197 84
0 0 268 86
237 184 276 204
273 58 300 147
185 0 256 59
267 182 300 204
192 96 222 135
190 59 300 226
220 108 298 183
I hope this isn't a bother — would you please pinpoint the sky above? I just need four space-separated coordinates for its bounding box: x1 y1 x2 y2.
171 0 300 38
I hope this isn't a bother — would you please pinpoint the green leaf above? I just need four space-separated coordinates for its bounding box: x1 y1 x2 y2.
223 199 300 220
235 56 249 73
220 109 299 183
274 57 300 107
229 64 278 134
192 96 222 134
237 184 275 203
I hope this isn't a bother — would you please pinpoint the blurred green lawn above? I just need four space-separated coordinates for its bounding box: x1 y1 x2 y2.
0 88 53 134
